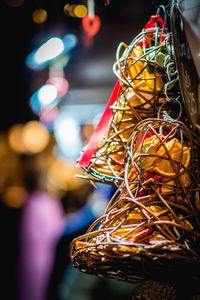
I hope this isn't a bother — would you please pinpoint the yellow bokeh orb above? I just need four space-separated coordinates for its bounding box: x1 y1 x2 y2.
74 5 87 18
4 185 28 209
8 124 27 153
32 9 47 24
22 121 50 154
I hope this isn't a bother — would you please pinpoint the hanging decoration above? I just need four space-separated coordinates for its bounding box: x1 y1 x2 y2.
77 14 178 185
82 0 101 47
70 5 200 286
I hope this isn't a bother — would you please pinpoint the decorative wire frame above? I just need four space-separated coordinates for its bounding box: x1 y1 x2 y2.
80 24 180 185
70 119 200 283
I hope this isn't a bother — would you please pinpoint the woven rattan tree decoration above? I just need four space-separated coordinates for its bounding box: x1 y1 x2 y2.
70 10 200 285
78 15 178 185
71 118 200 282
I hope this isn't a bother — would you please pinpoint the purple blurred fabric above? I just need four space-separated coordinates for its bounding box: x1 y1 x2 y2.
18 190 64 300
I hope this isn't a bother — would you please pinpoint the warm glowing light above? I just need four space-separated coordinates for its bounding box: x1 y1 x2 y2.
4 185 27 208
4 0 24 7
32 9 47 24
74 5 87 18
34 37 64 64
63 3 76 17
8 124 27 153
38 84 58 106
22 121 50 154
47 160 84 194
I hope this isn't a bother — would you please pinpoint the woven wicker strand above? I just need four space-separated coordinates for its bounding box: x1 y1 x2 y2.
71 119 200 283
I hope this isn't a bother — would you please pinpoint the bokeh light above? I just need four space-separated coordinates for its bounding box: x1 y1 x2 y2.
74 5 87 18
22 121 50 154
38 84 58 106
46 77 69 98
63 3 76 17
63 4 87 18
54 112 82 161
32 9 47 24
34 37 64 64
47 159 84 196
26 34 77 70
39 107 58 129
8 124 27 153
3 185 28 208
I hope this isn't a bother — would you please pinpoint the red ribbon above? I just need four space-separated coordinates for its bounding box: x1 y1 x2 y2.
144 15 165 30
78 80 120 168
138 15 166 48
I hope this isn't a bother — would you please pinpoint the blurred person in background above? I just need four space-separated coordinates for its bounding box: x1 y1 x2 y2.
46 182 135 300
17 154 64 300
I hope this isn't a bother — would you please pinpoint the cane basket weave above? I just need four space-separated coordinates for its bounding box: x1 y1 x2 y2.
71 118 200 283
79 17 179 185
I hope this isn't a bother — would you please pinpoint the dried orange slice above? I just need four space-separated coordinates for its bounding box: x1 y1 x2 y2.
127 46 144 80
154 138 191 177
134 135 191 178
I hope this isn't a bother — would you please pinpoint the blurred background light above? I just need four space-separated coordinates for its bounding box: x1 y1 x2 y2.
47 77 69 98
46 159 84 196
62 34 77 51
8 124 27 153
22 121 50 154
34 37 64 64
3 185 28 208
39 107 58 130
32 9 47 24
26 34 77 70
38 83 58 106
53 111 82 161
30 83 59 114
4 0 24 7
63 3 76 17
74 5 88 18
64 3 87 18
